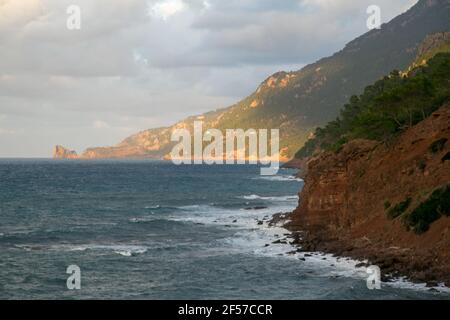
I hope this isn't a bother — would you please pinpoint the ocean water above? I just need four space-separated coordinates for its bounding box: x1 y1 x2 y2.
0 159 448 300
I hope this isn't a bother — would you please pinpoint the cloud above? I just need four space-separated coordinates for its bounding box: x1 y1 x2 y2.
93 120 110 129
0 128 17 135
150 0 186 20
0 0 45 30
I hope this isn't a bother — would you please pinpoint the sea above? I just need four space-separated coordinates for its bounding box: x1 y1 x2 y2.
0 159 449 299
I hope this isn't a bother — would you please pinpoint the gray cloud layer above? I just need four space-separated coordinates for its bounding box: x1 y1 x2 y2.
0 0 417 157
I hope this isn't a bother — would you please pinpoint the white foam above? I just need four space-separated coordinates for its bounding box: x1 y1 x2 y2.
176 200 450 293
240 194 299 201
382 277 450 293
178 205 201 210
145 205 161 209
169 201 296 229
114 247 148 257
129 217 155 223
14 244 35 251
49 244 148 257
254 175 303 182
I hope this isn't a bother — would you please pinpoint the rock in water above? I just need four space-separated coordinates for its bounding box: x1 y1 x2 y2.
53 145 78 159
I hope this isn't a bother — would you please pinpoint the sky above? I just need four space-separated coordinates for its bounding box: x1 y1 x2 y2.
0 0 417 157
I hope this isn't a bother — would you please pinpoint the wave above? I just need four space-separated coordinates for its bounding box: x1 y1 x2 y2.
254 175 303 182
130 204 450 293
177 205 202 210
182 203 450 294
114 247 148 257
30 244 150 257
129 217 156 223
240 194 298 201
383 277 450 293
217 214 450 294
140 205 196 215
145 205 161 210
143 204 206 212
163 202 400 290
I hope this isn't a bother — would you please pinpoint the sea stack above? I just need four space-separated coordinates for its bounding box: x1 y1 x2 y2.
53 145 78 159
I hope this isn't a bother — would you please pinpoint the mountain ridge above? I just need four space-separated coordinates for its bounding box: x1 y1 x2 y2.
54 0 450 160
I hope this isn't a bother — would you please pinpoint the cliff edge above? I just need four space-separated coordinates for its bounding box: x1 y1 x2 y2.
287 104 450 285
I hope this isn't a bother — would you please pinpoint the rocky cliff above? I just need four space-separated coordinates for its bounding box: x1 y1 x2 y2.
53 145 78 159
288 104 450 285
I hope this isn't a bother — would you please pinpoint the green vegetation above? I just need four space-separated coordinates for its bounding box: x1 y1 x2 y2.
406 185 450 234
387 198 412 219
295 53 450 159
412 35 450 68
415 42 450 65
384 201 392 210
442 151 450 162
428 138 448 154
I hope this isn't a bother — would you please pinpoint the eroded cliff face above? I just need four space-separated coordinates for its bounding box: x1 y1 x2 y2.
53 145 78 159
288 104 450 284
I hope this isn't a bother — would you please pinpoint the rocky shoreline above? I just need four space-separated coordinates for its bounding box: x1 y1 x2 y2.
269 212 450 288
278 104 450 287
288 224 449 287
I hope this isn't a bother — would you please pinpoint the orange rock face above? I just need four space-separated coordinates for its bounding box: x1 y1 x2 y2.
53 145 78 159
288 103 450 284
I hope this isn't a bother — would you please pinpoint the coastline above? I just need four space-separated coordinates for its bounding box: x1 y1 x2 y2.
269 212 450 292
278 105 450 288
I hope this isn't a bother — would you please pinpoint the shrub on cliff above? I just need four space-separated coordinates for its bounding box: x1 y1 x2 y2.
384 201 392 210
428 138 448 153
387 198 412 219
406 185 450 234
442 151 450 162
295 53 450 159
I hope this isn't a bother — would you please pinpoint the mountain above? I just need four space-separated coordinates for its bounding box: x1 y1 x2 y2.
285 47 450 285
293 29 450 161
54 0 450 160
